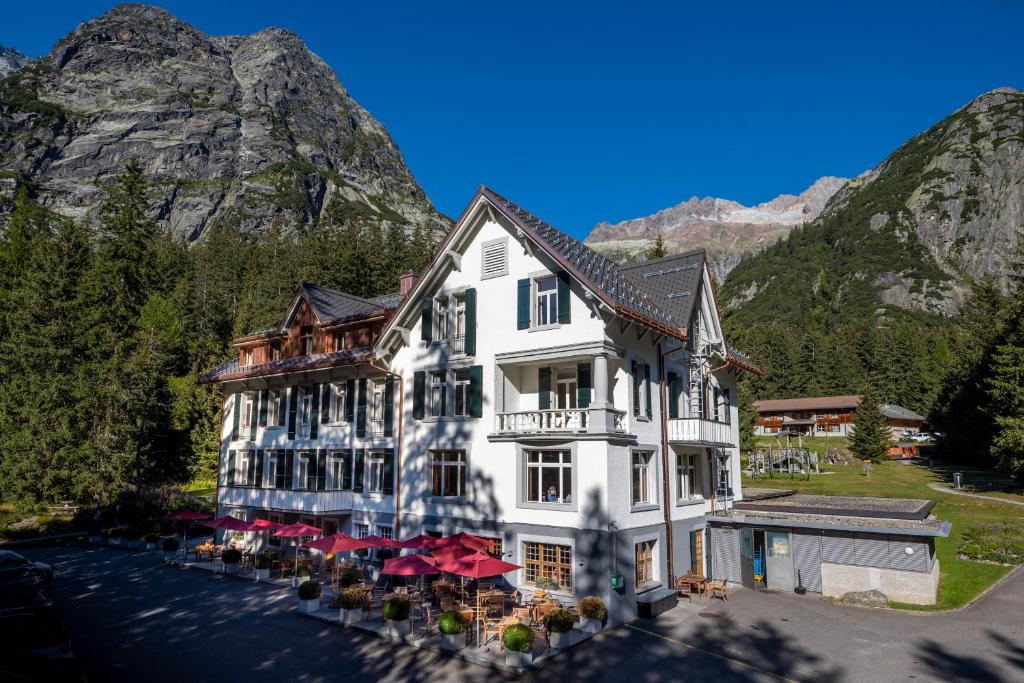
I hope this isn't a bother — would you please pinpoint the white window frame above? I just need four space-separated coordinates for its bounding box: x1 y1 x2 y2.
453 369 471 417
555 367 578 410
367 451 385 494
631 451 655 507
430 371 448 418
634 537 659 588
534 276 558 327
236 450 252 486
525 449 573 505
267 390 281 427
370 379 385 433
267 452 278 489
355 523 370 539
676 452 699 502
243 348 254 367
301 327 313 355
431 449 467 498
330 383 347 423
434 296 450 342
295 453 310 490
453 294 467 353
377 525 393 541
298 389 312 438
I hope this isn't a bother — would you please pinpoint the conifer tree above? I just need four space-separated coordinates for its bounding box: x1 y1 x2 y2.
646 233 668 260
849 388 891 463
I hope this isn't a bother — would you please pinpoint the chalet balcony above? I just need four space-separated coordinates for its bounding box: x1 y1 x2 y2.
668 418 734 447
219 486 354 514
493 407 627 437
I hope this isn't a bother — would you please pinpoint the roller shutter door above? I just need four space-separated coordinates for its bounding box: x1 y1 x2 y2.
791 531 823 593
854 534 890 568
821 532 857 565
711 526 741 584
887 537 930 572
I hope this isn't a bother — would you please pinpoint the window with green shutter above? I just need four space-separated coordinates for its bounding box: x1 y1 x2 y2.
231 393 241 440
667 372 679 419
353 449 365 492
469 365 483 418
383 377 395 437
539 367 552 410
258 390 269 427
577 363 591 409
631 361 640 417
320 385 331 424
287 387 297 440
227 449 237 485
356 379 368 437
309 384 321 439
557 271 571 324
420 296 432 341
517 278 531 330
644 363 653 419
412 371 426 419
464 287 477 355
382 450 395 495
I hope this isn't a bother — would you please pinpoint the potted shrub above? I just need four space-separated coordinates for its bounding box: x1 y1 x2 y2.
297 580 321 614
576 596 607 634
162 537 180 561
222 548 242 574
335 586 365 625
438 609 468 651
107 528 123 546
253 555 271 581
544 607 575 649
502 623 534 668
144 532 160 551
382 596 412 637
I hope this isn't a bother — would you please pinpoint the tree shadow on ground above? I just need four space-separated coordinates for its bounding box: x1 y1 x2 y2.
914 637 1011 683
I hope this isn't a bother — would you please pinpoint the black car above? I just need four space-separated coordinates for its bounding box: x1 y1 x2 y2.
0 592 84 682
0 551 53 600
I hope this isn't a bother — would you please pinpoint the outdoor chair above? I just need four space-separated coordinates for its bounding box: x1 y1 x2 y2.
417 604 436 636
482 617 502 648
478 581 495 592
512 607 531 624
708 579 729 602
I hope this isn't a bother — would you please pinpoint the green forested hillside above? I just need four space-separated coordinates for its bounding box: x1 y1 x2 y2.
0 162 439 505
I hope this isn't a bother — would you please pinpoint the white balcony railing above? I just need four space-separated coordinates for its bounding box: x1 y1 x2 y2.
219 486 354 514
667 418 734 446
494 408 629 435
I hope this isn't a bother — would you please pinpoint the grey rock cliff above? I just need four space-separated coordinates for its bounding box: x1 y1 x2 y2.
0 46 30 78
0 4 446 240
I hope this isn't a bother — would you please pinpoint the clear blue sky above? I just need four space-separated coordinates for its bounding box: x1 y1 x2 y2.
3 1 1023 238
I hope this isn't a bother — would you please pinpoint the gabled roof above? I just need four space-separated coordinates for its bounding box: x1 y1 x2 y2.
880 404 926 422
617 250 706 327
755 395 862 412
200 348 374 384
294 282 399 326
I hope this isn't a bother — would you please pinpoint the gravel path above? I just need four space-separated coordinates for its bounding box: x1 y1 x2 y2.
928 482 1024 506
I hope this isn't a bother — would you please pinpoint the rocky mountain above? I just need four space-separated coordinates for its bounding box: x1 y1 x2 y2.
585 176 848 280
0 4 447 240
721 87 1024 326
0 47 29 78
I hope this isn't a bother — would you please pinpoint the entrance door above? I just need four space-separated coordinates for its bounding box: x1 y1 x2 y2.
739 528 755 589
765 531 794 591
689 529 705 577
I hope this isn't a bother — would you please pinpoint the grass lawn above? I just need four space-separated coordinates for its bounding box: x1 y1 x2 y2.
181 479 217 498
742 460 1023 611
751 434 850 457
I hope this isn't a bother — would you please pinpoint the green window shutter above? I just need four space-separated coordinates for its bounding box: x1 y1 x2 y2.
258 390 269 427
342 449 353 490
420 296 432 341
316 449 326 491
231 393 241 440
577 363 591 409
275 449 285 488
667 372 679 419
538 367 551 410
383 377 395 437
248 395 258 441
557 271 571 324
517 278 531 330
246 449 256 485
722 389 731 425
356 379 368 437
287 387 297 440
345 379 355 422
469 365 483 418
412 371 426 419
277 390 286 426
227 449 237 485
285 450 295 489
255 450 264 488
321 385 332 424
631 361 640 417
382 450 395 495
353 449 365 492
644 364 653 419
309 385 320 439
464 287 477 355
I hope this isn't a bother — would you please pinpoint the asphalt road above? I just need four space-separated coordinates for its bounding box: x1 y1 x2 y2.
22 546 1024 682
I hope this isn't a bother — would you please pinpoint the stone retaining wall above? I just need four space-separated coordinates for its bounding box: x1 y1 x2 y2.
821 559 940 605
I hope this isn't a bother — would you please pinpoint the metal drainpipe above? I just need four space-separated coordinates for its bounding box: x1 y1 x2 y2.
370 358 404 541
658 341 684 588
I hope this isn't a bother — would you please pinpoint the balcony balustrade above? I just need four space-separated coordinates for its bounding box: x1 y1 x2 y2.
493 408 628 435
667 418 734 446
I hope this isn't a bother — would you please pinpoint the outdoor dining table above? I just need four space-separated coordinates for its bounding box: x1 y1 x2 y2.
193 543 222 562
676 573 708 601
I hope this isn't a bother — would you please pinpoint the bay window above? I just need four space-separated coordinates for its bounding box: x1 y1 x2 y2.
525 450 572 505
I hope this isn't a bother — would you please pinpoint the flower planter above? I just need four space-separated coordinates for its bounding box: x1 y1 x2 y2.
298 598 320 614
579 617 602 634
254 568 270 581
145 542 157 551
340 608 363 625
224 563 240 575
549 630 572 649
505 651 532 669
387 619 411 637
440 632 466 651
163 552 175 562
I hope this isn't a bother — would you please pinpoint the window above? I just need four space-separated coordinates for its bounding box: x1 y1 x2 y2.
676 453 698 501
481 239 508 279
430 371 448 418
712 386 720 421
295 454 310 490
267 390 281 426
329 452 351 490
300 326 313 355
555 367 577 410
330 383 347 423
271 342 281 362
298 390 312 438
480 536 503 558
454 369 471 417
525 450 572 504
632 451 654 505
377 525 393 541
333 332 345 352
722 389 731 425
535 277 558 326
452 295 467 353
523 541 572 590
355 523 370 539
236 450 252 485
243 348 253 366
434 297 449 342
632 360 653 418
267 453 278 489
431 450 467 498
370 380 385 433
715 451 731 498
635 539 656 586
367 451 385 493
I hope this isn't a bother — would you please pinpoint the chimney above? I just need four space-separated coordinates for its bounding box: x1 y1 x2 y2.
400 271 418 297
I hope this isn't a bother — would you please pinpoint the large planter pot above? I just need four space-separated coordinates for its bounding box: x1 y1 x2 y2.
108 537 122 546
145 542 157 551
387 619 411 637
162 552 175 562
440 632 466 651
224 563 240 575
340 608 363 625
127 540 144 550
254 568 270 581
549 630 572 649
505 651 532 669
298 598 320 614
579 618 603 634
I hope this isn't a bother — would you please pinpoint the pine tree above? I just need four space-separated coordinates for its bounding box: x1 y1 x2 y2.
986 293 1024 479
738 382 758 453
849 388 891 463
646 233 668 260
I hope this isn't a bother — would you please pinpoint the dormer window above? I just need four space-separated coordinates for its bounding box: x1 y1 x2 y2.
243 348 254 367
300 326 313 355
271 342 281 361
334 332 345 352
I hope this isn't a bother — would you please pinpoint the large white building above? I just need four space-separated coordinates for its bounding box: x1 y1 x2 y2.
205 186 757 622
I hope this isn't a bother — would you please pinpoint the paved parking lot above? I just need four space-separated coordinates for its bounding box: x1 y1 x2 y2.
24 545 1024 682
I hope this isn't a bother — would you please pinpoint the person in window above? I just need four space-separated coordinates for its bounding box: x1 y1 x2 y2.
546 486 559 503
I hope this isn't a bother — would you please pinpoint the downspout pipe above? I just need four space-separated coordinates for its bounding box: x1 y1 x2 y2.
370 358 404 541
658 341 685 589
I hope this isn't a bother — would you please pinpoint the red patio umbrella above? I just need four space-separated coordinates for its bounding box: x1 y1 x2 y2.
202 516 257 532
249 518 284 530
358 534 401 548
430 532 489 552
305 532 366 554
274 523 322 586
393 534 437 550
381 554 440 576
437 551 523 643
163 512 211 557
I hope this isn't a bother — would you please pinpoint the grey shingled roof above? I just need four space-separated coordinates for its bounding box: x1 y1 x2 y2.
617 250 706 327
880 403 927 422
480 187 678 330
201 347 374 383
299 282 400 323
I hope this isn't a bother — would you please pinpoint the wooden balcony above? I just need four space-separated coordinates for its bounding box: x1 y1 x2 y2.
219 486 354 514
667 418 734 447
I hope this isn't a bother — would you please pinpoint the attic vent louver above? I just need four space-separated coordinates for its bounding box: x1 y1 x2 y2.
482 240 509 278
